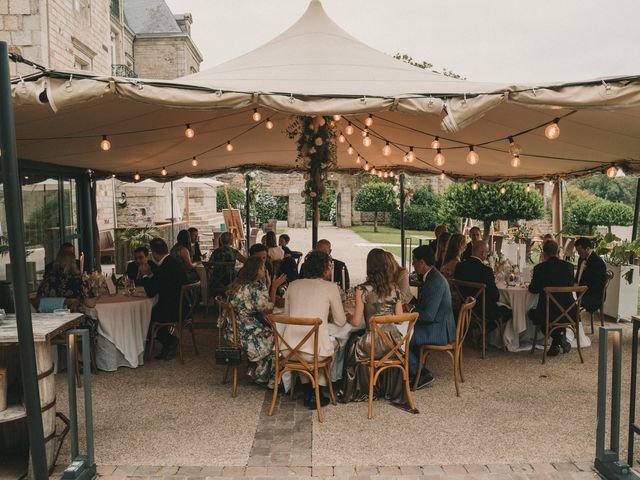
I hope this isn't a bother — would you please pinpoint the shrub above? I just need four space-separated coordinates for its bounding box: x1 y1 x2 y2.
353 181 396 232
588 200 634 234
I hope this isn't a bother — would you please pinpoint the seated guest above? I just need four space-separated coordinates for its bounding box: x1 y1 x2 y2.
462 226 482 261
189 227 205 262
434 231 451 270
575 237 607 315
38 251 96 307
171 229 199 283
454 240 512 332
280 234 303 263
340 249 406 405
249 243 272 279
429 224 448 256
126 246 157 281
228 256 286 389
528 240 575 357
440 233 466 281
265 231 284 261
409 245 455 389
138 238 188 360
284 250 346 409
300 239 350 290
44 242 77 277
384 251 412 304
211 232 246 288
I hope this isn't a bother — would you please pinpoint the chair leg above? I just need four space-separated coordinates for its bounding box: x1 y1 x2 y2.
223 364 230 384
600 308 605 327
542 330 549 365
268 370 280 416
290 378 296 400
403 366 417 411
575 325 584 364
190 323 199 356
232 366 238 398
450 351 459 397
412 350 425 391
457 347 465 383
590 311 595 335
530 328 538 355
367 362 375 420
313 375 324 423
324 366 337 405
481 320 486 360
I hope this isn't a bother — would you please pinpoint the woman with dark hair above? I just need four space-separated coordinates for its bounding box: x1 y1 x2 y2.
228 256 286 388
339 249 407 406
434 231 451 270
383 251 412 304
171 229 199 282
283 250 346 409
265 230 284 261
440 233 466 281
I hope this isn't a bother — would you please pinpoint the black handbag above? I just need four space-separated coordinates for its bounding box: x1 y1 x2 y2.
215 346 242 365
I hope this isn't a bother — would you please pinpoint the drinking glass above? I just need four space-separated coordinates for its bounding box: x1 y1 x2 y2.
127 279 136 296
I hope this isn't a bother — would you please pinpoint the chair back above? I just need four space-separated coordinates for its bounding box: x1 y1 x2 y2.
451 279 486 325
455 297 476 348
179 281 201 325
563 237 576 260
368 312 418 366
35 297 80 313
603 270 614 305
216 298 239 346
267 315 322 371
544 285 587 328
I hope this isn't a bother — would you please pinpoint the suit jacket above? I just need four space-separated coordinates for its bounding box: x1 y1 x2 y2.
453 257 501 320
461 242 473 261
528 256 575 324
411 268 455 346
576 251 607 312
125 260 157 281
299 258 350 290
139 255 188 323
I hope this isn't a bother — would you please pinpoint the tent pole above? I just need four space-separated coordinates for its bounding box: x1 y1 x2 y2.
0 42 49 479
170 181 174 242
399 173 406 268
80 171 95 272
245 174 251 255
632 178 640 241
312 195 318 249
551 180 563 241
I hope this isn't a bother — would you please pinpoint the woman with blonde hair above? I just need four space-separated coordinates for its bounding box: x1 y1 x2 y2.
383 251 412 304
440 233 466 281
435 231 451 270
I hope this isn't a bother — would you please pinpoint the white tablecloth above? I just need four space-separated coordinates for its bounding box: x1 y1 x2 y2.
497 284 591 352
91 293 154 371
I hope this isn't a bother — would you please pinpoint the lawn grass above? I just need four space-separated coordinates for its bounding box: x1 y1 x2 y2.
350 225 435 259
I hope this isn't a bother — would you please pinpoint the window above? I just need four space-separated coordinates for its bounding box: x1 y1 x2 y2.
110 0 120 19
110 31 117 65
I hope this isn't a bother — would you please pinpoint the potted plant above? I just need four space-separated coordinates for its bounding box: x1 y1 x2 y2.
595 234 640 321
115 225 159 273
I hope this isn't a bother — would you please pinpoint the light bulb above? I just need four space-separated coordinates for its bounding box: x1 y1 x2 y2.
382 142 392 156
356 155 361 164
607 165 617 179
471 181 478 191
333 114 341 121
510 154 521 168
362 128 368 137
100 135 111 151
371 167 377 175
364 162 370 171
363 135 372 147
161 167 167 176
526 185 531 193
466 146 479 165
365 114 373 127
434 149 445 166
545 120 560 140
389 171 394 178
226 141 234 152
184 124 195 138
266 118 274 129
345 123 354 135
133 172 140 181
548 179 555 187
338 134 346 143
191 157 198 167
377 170 383 178
408 147 416 163
383 171 389 178
431 136 441 149
500 186 506 194
347 145 354 155
440 171 446 180
403 155 408 163
252 109 261 122
508 137 521 155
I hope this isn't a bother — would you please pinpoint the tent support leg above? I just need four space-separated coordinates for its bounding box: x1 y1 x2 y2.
400 173 406 268
245 174 251 255
312 195 318 250
632 178 640 241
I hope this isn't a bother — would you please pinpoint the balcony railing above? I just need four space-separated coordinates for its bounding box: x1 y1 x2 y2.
110 0 120 19
111 64 137 78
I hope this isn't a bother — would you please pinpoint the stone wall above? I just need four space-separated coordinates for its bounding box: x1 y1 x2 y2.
133 35 200 79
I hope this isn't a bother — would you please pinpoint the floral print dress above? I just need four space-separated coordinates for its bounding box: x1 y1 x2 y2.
228 281 276 388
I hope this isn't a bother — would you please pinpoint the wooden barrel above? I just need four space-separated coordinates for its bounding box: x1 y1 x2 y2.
0 367 6 411
33 341 57 471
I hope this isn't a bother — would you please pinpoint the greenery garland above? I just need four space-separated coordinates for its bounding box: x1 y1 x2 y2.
285 115 337 199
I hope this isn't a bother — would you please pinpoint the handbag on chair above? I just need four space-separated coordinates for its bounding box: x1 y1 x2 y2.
214 303 242 365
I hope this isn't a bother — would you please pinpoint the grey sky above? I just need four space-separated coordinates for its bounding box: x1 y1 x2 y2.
165 0 639 84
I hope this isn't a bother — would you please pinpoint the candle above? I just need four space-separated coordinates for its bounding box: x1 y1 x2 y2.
341 266 346 292
79 251 84 273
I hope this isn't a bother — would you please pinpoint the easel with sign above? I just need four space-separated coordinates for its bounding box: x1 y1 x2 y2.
222 185 245 250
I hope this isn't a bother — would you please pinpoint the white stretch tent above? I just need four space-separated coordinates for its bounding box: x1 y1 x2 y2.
9 0 640 181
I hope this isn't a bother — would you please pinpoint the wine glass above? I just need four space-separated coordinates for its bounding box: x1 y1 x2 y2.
127 279 136 296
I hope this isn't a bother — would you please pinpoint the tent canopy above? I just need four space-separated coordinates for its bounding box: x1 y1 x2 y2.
9 0 640 181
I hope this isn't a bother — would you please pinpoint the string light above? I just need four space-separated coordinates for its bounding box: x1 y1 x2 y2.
377 170 383 178
434 148 445 167
471 180 478 191
338 133 346 143
252 109 262 122
133 172 140 181
431 136 441 149
191 157 198 167
363 134 372 147
100 135 111 151
364 162 370 171
389 171 395 178
365 114 374 127
526 185 531 193
500 186 507 194
383 171 389 178
161 166 167 176
606 165 618 179
345 122 354 135
265 118 274 129
382 141 392 156
371 167 377 175
407 147 416 163
510 154 521 168
362 128 368 137
333 114 341 121
347 145 354 155
226 141 234 152
356 155 362 164
508 136 521 155
184 124 195 138
466 146 479 165
440 171 446 180
545 118 560 140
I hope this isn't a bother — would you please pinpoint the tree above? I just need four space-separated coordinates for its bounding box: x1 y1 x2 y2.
443 181 544 237
390 185 459 231
564 197 603 235
353 181 396 232
216 186 245 211
305 182 335 222
254 191 277 225
571 174 637 206
587 200 634 234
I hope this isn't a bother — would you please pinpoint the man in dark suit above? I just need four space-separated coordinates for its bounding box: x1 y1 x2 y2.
189 227 204 262
138 238 188 360
454 240 511 332
575 237 607 314
299 239 350 290
528 240 575 357
462 226 482 261
125 246 157 281
409 245 456 389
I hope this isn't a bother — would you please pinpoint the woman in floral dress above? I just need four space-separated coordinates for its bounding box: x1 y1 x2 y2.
227 256 286 389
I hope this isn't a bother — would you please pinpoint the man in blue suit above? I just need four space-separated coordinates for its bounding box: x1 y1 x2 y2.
410 245 456 389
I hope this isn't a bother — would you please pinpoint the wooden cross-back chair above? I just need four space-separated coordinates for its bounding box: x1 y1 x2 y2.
530 285 587 364
205 260 236 315
266 315 336 423
216 297 242 398
147 281 201 364
451 279 497 359
358 312 418 419
587 270 614 334
413 297 476 397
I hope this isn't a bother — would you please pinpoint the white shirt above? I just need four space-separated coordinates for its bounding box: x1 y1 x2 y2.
268 246 285 261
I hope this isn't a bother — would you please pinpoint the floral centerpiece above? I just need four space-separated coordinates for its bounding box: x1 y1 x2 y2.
83 271 109 297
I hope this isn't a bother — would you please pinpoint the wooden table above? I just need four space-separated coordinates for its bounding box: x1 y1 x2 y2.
0 313 84 478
